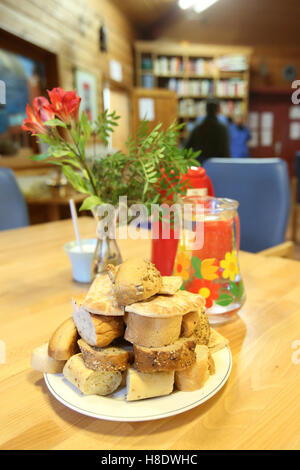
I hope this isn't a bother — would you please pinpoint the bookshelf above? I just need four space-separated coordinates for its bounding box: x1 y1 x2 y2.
135 41 252 141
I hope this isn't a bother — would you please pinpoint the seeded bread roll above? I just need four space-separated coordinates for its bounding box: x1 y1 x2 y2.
181 311 199 338
175 345 210 391
48 317 79 360
126 367 174 401
73 300 124 347
107 257 162 305
31 343 66 374
194 307 211 345
78 338 133 371
133 337 196 373
63 353 122 395
124 312 182 347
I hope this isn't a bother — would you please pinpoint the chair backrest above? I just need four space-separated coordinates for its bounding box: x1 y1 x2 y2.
0 168 29 230
203 158 290 252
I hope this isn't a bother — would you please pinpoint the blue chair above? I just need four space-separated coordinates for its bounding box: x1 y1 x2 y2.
203 158 291 254
0 168 29 230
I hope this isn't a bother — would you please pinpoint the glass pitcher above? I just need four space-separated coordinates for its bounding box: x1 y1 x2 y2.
173 196 245 324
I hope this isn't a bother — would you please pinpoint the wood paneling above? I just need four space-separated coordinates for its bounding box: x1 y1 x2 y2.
0 0 136 111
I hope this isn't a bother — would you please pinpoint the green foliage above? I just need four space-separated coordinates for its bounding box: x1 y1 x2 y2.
30 110 200 213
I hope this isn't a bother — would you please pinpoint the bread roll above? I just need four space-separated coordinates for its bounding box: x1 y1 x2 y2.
181 311 199 337
126 367 174 401
133 337 196 373
48 317 79 360
208 328 229 353
124 312 182 347
82 274 124 316
63 354 122 395
31 343 65 374
125 289 204 318
78 338 133 372
159 276 182 295
107 257 162 305
73 301 124 347
175 345 210 391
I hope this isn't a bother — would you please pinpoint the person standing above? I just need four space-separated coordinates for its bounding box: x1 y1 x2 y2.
184 99 230 164
228 113 251 158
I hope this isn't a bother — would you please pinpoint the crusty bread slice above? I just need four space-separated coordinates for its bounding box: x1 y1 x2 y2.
159 276 182 295
208 329 229 353
175 345 210 391
124 312 182 347
181 311 199 338
31 343 66 374
126 367 174 401
82 274 124 316
78 338 133 372
125 290 205 318
108 258 162 305
133 337 196 373
194 307 211 345
63 353 122 395
73 300 124 347
48 317 79 360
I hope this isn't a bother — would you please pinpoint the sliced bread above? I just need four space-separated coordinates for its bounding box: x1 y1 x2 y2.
175 344 210 391
159 276 182 295
82 274 124 316
63 353 122 395
133 337 196 373
73 300 124 347
181 310 199 338
124 312 182 347
78 338 133 372
125 289 205 318
126 367 174 401
48 317 79 360
208 328 229 353
31 343 66 374
194 307 211 345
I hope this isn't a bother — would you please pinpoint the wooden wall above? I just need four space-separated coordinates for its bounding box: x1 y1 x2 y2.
0 0 136 110
154 0 300 91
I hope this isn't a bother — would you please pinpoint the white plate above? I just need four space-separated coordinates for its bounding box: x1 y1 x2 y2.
44 346 232 422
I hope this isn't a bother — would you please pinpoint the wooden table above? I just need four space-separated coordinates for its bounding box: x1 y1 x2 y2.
0 218 299 450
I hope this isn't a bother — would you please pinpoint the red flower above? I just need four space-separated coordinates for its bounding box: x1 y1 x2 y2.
22 97 54 134
46 87 81 123
189 278 220 308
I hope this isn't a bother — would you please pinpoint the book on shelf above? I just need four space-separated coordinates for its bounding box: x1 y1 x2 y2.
168 78 214 96
216 79 246 98
216 55 248 72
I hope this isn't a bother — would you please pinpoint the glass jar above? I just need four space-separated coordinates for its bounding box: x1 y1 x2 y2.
173 196 245 324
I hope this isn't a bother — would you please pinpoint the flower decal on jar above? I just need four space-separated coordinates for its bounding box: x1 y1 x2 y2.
189 278 220 308
174 250 191 281
220 250 239 281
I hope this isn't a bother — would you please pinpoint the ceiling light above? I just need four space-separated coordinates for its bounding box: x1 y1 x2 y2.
178 0 220 14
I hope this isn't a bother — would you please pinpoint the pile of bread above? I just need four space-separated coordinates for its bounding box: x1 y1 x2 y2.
31 258 228 401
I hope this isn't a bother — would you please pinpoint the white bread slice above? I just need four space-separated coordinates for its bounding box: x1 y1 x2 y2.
72 300 124 347
48 317 79 360
63 353 121 395
31 343 66 374
126 367 174 401
78 338 133 372
124 312 182 347
159 276 182 295
181 311 199 338
82 274 124 316
208 329 229 353
134 337 196 373
175 345 210 391
125 289 204 318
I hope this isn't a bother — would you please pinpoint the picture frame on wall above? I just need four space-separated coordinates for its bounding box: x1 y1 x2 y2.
74 69 98 122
